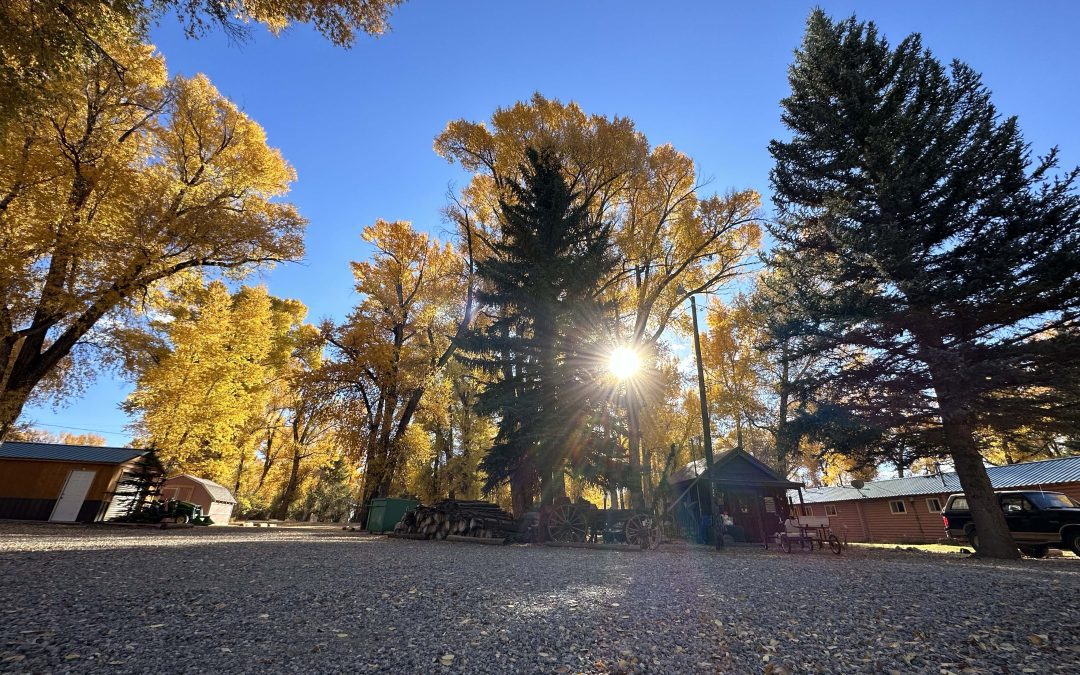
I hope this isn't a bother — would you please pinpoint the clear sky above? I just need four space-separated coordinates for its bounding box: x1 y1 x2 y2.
22 0 1080 446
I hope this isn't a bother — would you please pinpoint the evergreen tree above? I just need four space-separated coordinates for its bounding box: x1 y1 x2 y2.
460 147 613 514
768 11 1080 558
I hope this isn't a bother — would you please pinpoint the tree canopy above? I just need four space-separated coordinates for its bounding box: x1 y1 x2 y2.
766 10 1080 558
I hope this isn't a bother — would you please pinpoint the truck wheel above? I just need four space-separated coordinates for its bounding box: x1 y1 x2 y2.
964 525 980 552
1067 531 1080 556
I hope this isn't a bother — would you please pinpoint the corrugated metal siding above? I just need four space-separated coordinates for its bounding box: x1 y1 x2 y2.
0 441 148 464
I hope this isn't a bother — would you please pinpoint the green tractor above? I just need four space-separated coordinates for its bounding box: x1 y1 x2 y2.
119 499 213 526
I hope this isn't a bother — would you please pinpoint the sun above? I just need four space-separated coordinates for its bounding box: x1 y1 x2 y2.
608 346 642 381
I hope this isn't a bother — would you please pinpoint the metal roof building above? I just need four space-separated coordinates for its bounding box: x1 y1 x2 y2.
789 455 1080 544
0 441 152 464
0 441 161 523
796 455 1080 504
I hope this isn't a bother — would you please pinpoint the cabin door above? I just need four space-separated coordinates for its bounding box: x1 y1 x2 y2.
729 492 764 542
50 470 96 522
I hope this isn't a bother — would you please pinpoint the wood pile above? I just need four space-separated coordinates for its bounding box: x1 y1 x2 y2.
393 499 518 541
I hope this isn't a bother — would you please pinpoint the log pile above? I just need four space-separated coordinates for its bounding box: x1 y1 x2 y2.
393 499 518 541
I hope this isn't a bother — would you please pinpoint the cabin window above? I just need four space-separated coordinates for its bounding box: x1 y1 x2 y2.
801 505 813 516
825 504 838 516
926 497 942 513
889 500 907 514
763 497 776 513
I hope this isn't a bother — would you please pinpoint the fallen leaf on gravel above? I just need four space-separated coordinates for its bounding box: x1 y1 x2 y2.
3 656 25 663
258 614 269 619
440 654 455 666
213 603 226 610
1027 634 1048 646
64 653 80 660
148 624 165 629
336 633 349 638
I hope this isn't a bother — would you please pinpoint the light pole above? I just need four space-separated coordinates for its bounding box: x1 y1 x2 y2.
679 285 717 545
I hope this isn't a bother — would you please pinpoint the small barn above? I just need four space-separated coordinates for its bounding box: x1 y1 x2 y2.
791 455 1080 544
667 448 804 544
161 474 236 525
0 441 162 523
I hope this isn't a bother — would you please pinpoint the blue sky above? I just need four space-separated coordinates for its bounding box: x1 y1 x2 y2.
23 0 1080 445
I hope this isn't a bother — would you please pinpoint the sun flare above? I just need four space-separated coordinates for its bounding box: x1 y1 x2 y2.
608 346 642 381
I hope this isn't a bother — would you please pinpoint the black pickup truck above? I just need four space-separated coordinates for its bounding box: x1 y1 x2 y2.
942 490 1080 558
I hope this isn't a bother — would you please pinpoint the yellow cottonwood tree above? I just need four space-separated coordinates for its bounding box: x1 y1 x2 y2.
435 93 762 503
325 220 467 508
124 282 307 500
1 0 404 129
0 40 304 439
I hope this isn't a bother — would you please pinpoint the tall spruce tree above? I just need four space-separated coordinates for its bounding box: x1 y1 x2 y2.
768 11 1080 558
460 148 613 514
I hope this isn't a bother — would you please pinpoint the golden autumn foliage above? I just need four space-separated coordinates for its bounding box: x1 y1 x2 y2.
0 36 304 440
326 220 467 507
436 93 763 502
0 1 403 130
125 282 306 491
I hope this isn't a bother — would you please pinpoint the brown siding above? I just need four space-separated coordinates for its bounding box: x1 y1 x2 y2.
0 459 122 522
162 476 235 525
809 480 1080 544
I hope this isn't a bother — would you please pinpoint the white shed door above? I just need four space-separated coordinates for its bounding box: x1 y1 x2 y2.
50 470 96 522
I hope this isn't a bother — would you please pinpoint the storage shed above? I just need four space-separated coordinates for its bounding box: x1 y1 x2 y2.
161 474 237 525
0 440 162 522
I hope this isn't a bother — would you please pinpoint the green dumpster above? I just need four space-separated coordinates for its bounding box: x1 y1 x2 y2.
366 497 419 533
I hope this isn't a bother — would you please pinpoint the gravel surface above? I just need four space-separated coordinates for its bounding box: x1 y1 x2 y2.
1 523 1078 674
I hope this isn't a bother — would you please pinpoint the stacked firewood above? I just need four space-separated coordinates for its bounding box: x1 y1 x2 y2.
393 499 518 541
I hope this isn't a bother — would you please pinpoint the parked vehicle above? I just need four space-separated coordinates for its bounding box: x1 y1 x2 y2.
942 490 1080 557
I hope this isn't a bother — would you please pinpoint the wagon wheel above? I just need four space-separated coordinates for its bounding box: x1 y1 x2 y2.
828 533 842 555
780 533 792 554
624 514 654 549
547 504 588 542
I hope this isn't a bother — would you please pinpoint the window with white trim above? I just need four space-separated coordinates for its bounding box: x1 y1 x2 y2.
801 505 813 517
889 500 907 514
926 497 942 513
825 504 838 516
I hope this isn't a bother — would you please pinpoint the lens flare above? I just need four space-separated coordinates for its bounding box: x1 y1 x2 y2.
609 346 642 381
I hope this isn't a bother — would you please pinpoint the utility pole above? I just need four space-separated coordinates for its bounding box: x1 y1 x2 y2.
685 290 717 544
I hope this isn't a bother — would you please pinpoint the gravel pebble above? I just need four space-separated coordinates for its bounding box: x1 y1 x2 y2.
1 523 1078 673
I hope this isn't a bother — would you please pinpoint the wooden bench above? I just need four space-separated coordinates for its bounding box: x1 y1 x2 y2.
780 515 839 553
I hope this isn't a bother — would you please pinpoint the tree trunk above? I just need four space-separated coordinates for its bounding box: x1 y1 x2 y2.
942 412 1018 559
626 390 646 508
0 385 33 441
273 448 303 520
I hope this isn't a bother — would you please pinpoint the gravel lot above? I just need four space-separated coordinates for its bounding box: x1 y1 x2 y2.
1 523 1078 674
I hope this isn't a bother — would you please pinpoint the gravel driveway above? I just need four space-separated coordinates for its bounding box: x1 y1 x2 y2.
1 523 1077 674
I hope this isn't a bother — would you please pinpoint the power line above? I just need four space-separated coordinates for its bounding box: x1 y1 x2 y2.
24 421 131 435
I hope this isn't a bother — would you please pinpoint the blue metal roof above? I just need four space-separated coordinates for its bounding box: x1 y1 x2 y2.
0 441 150 465
796 455 1080 504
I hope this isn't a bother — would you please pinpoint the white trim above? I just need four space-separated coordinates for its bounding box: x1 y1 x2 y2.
824 504 838 516
888 499 907 514
926 497 942 513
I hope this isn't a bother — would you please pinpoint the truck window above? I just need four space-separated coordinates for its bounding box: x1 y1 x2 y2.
948 497 968 511
1000 495 1034 513
1029 492 1079 509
